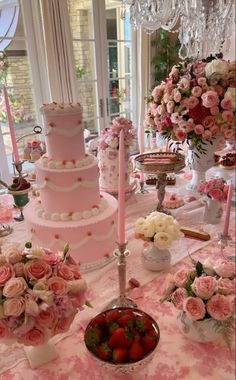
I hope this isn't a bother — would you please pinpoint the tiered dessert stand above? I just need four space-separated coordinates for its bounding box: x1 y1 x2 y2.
135 152 185 214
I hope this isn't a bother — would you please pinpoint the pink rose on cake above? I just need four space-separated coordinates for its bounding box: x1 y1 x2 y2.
0 242 88 346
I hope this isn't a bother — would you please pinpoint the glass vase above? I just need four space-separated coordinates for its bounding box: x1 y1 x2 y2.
142 242 171 271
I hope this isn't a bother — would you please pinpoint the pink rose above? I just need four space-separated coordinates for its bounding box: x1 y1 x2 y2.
217 278 235 295
222 110 234 122
37 307 57 328
0 263 14 286
3 297 25 317
202 116 215 129
191 86 202 97
55 262 75 281
24 260 52 280
175 129 186 141
13 262 25 277
178 77 190 89
202 130 212 140
194 124 204 135
197 77 207 86
4 245 22 264
191 276 217 299
183 297 206 321
206 294 232 321
214 85 224 96
221 98 232 110
201 91 219 108
208 188 224 201
18 326 48 346
171 288 188 310
224 129 234 140
187 96 199 109
53 313 76 335
213 259 235 278
47 276 68 295
174 269 190 287
173 91 181 103
3 277 28 298
209 125 219 136
0 320 11 339
42 248 60 266
210 106 219 115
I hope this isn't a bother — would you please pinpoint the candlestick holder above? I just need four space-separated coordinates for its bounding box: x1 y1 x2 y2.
216 233 235 262
137 180 149 194
105 241 137 310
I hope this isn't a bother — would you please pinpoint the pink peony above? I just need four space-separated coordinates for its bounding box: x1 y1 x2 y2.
191 276 217 299
213 259 235 278
3 297 25 317
47 276 68 295
171 288 188 310
173 269 191 287
206 294 233 321
18 326 48 346
217 278 235 295
201 91 219 108
0 263 14 286
3 277 28 298
24 260 52 281
37 307 57 329
183 297 206 321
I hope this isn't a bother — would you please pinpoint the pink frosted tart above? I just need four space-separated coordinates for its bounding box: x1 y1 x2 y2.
24 102 118 271
163 193 184 209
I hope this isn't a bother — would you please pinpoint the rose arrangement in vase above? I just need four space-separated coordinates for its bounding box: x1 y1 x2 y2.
0 242 87 364
197 177 229 224
135 212 183 271
98 117 136 193
144 57 236 188
161 258 235 345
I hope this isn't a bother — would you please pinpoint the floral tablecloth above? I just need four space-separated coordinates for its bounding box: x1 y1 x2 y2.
0 169 235 380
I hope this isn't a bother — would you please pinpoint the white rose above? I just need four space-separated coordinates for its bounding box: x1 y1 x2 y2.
224 87 236 110
153 218 167 232
203 258 215 276
142 222 156 238
205 59 229 78
154 232 172 249
105 136 119 149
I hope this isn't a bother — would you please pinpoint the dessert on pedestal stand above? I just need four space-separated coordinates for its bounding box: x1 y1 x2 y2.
135 152 185 214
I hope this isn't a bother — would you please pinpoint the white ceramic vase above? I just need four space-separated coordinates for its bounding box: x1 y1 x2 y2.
176 312 220 342
142 243 171 271
203 197 223 224
186 139 219 190
24 339 58 369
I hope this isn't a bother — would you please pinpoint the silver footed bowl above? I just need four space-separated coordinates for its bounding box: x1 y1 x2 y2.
135 152 185 174
84 307 160 375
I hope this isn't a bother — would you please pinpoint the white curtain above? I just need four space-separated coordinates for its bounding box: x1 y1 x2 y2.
0 127 11 184
40 0 77 103
132 30 150 148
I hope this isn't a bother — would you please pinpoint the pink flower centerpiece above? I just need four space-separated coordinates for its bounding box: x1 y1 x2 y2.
0 242 87 346
161 258 235 345
145 57 236 153
197 178 229 201
98 117 136 151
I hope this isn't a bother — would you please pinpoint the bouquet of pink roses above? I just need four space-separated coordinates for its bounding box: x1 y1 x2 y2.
197 178 229 201
0 242 87 346
98 116 136 151
145 57 236 153
161 257 235 346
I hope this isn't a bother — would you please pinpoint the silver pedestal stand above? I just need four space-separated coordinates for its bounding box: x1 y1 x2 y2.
135 152 185 214
105 241 137 310
217 233 235 262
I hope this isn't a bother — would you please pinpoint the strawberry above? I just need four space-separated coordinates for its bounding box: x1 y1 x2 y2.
90 313 106 327
108 327 133 348
105 309 121 323
94 342 112 361
84 327 103 348
129 339 145 362
117 314 134 329
136 316 153 333
112 347 129 364
108 322 119 335
141 329 158 354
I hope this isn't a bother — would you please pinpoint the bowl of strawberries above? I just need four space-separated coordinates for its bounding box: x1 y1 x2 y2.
84 307 160 375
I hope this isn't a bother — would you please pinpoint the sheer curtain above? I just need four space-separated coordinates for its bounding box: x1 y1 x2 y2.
40 0 77 103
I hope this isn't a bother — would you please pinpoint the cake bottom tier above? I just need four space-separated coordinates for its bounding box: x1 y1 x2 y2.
24 192 118 272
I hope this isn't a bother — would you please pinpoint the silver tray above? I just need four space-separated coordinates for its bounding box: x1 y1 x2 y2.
135 152 185 174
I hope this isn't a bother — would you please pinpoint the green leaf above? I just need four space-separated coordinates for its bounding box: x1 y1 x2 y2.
196 261 203 277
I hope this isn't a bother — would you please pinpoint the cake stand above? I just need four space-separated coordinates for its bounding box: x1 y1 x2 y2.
135 152 185 214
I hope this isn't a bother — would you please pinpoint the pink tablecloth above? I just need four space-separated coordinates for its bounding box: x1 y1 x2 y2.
0 174 235 380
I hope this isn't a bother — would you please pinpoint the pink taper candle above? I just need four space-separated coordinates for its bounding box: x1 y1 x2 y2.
2 86 20 163
139 125 144 182
223 183 232 236
118 129 126 245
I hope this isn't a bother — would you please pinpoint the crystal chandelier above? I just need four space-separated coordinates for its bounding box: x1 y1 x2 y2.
123 0 235 59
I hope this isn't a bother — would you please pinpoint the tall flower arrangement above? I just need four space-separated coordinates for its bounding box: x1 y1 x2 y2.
0 243 87 346
145 57 236 154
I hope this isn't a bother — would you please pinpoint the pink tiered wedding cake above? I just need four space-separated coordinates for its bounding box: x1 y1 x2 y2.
24 102 118 270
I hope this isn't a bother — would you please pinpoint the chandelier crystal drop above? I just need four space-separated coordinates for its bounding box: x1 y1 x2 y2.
123 0 235 59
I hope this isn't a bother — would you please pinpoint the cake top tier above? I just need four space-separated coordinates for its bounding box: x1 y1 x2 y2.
40 102 82 115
